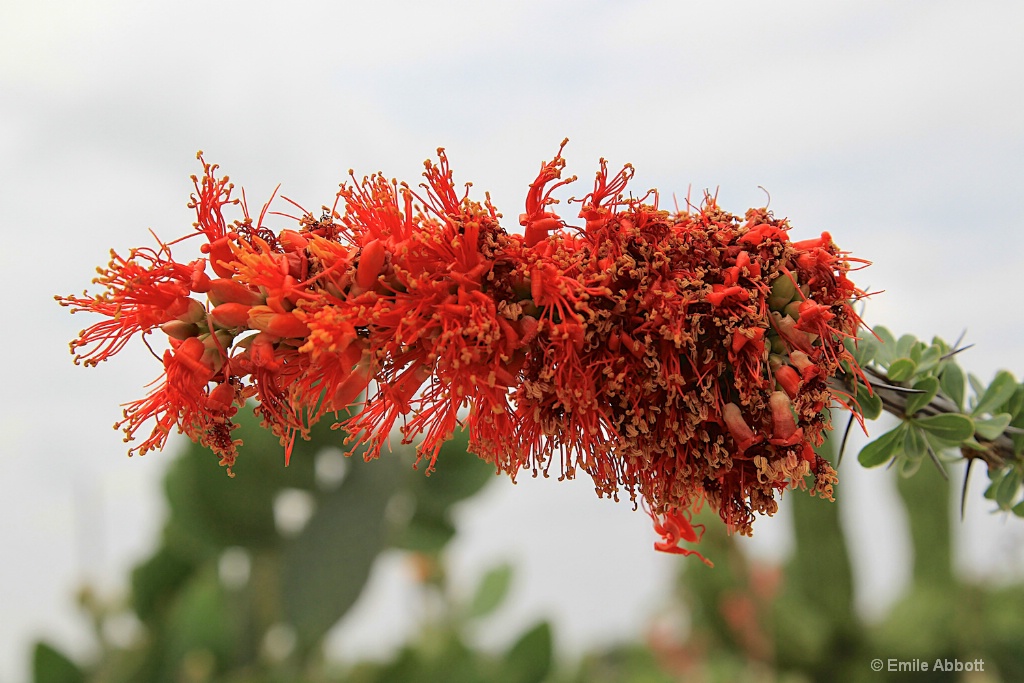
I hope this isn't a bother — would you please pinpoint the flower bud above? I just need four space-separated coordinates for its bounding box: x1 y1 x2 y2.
206 382 237 413
784 300 802 320
160 320 200 340
279 229 309 253
356 238 387 290
723 403 762 453
208 278 264 307
174 298 208 324
247 306 310 338
774 365 801 398
768 274 797 310
769 391 802 446
210 302 252 329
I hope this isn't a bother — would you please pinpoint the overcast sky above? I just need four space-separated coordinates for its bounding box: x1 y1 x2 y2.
3 1 1024 680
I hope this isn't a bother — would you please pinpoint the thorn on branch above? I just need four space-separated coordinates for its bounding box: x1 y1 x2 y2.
961 458 975 521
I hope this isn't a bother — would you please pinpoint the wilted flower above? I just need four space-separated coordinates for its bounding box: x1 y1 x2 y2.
57 144 869 560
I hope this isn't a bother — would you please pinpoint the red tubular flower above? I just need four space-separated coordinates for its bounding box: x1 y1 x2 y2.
723 403 763 453
116 336 240 466
768 391 803 447
56 248 202 366
356 238 387 290
647 505 714 567
60 143 868 560
774 364 802 398
519 139 575 247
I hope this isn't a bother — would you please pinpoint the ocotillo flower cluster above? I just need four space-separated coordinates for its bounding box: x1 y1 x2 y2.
58 142 868 562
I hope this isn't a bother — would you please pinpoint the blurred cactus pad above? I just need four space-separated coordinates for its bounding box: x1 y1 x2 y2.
33 412 1024 682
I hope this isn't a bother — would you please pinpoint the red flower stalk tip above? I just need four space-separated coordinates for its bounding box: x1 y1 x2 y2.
58 143 870 558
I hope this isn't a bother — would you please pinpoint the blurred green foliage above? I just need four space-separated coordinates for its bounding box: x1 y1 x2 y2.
32 408 1024 682
674 439 1024 682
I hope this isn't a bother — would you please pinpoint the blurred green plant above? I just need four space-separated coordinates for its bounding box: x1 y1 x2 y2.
31 406 526 683
669 434 1024 682
32 346 1024 682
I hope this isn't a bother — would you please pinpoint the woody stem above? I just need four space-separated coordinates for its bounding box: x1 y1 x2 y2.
829 367 1018 470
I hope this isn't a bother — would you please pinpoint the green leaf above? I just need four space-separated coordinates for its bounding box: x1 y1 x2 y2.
899 455 924 478
922 430 963 454
872 326 896 365
903 426 928 462
33 642 84 683
915 345 942 375
855 383 883 421
1012 391 1024 457
468 563 514 619
961 436 986 451
1013 499 1024 518
280 450 402 649
939 362 966 411
973 370 1019 417
983 474 1000 501
895 334 917 361
914 414 975 443
874 325 896 346
995 469 1022 510
905 377 939 417
846 336 877 367
968 373 985 403
975 413 1012 441
909 340 925 365
858 424 906 468
500 621 553 683
1009 386 1024 420
888 358 917 383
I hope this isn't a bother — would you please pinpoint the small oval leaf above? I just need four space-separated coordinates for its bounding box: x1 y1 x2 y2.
915 345 942 375
975 413 1012 441
32 642 85 683
903 426 928 462
914 414 975 443
859 425 906 468
1009 386 1024 420
895 334 917 360
898 455 923 478
469 563 514 619
905 377 939 417
939 362 966 411
502 621 553 683
968 373 986 402
857 385 884 421
995 468 1022 510
846 336 877 367
873 326 896 365
909 340 925 364
974 371 1019 417
888 358 917 383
